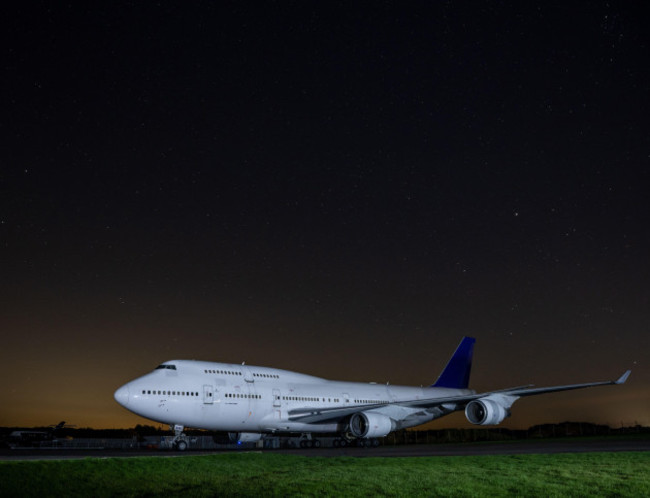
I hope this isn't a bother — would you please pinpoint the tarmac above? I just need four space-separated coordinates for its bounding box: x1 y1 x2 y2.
2 437 649 461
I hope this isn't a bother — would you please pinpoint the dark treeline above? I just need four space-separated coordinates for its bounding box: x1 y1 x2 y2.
1 422 648 444
388 422 649 445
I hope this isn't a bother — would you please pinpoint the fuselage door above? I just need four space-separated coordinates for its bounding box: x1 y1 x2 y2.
203 384 214 404
272 388 281 408
241 365 254 383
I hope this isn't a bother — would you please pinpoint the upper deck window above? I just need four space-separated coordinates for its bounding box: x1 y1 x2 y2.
155 364 177 370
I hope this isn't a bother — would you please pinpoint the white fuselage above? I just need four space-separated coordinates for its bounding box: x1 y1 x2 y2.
114 360 471 434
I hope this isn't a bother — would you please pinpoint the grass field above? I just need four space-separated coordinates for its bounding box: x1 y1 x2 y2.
2 452 649 497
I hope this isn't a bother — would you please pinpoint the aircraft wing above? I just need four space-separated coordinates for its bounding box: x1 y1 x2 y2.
288 402 402 424
288 391 511 424
287 370 630 424
497 369 630 398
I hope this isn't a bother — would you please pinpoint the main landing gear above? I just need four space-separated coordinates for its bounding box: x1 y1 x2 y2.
332 438 379 448
283 434 381 449
299 439 322 448
356 438 380 448
287 433 322 448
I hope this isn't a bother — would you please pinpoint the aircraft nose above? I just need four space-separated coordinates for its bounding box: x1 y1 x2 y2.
114 384 130 406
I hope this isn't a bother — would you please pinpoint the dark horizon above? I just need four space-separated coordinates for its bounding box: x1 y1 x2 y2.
4 419 648 434
2 2 648 430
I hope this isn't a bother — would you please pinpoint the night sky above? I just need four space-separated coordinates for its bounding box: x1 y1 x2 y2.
2 2 648 430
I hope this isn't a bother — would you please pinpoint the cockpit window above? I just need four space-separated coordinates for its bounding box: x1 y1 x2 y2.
155 364 177 370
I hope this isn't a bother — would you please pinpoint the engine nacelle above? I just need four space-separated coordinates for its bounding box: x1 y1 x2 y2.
465 398 511 425
348 412 394 438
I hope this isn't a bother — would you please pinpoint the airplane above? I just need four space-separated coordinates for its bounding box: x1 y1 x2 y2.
114 337 631 450
5 421 75 448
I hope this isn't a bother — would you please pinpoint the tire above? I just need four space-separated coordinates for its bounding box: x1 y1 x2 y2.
176 440 188 451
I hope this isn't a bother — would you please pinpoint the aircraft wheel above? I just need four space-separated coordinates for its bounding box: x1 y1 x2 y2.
176 440 188 451
371 438 380 447
313 439 321 448
339 439 347 448
333 439 340 447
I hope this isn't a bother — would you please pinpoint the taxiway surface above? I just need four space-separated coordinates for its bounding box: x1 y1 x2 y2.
2 438 649 461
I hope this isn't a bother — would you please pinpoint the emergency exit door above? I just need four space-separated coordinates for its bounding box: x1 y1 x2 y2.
203 384 213 404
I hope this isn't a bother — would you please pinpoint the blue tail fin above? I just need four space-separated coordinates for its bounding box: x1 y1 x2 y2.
432 337 476 389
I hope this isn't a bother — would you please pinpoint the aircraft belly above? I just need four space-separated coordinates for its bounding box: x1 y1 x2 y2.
217 401 259 430
262 422 339 434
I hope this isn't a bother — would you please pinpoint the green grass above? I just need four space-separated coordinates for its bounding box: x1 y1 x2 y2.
2 452 649 497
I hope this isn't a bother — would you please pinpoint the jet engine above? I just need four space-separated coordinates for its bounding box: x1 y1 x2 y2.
465 397 511 425
348 412 394 438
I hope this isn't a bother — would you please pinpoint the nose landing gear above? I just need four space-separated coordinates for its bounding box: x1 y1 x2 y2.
170 424 190 451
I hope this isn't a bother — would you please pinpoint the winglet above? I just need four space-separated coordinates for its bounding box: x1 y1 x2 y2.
615 370 631 385
432 337 476 389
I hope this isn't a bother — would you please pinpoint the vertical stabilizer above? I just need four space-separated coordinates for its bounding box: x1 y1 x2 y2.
432 337 476 389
